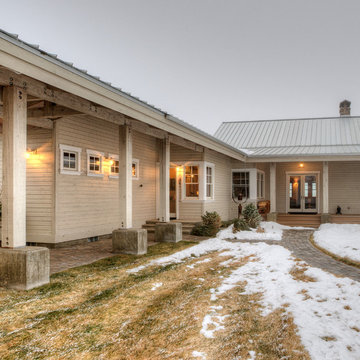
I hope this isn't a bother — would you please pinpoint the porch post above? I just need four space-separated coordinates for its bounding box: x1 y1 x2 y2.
1 86 27 248
159 137 170 222
321 161 330 223
268 162 277 221
119 125 133 228
0 86 49 290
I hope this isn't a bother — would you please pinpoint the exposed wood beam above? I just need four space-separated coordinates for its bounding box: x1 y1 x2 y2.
27 102 81 119
0 105 53 129
0 67 125 125
127 117 167 139
27 100 44 109
169 134 204 152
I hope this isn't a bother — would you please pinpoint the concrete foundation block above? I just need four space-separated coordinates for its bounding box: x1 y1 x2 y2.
155 222 182 243
112 228 147 255
0 246 50 290
267 212 278 222
321 213 331 224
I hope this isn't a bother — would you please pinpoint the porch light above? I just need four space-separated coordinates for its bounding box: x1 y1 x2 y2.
25 148 38 159
299 162 304 168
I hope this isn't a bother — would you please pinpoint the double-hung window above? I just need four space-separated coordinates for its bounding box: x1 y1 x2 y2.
60 144 82 175
206 164 215 199
185 165 199 198
87 149 104 177
257 171 265 199
232 171 250 200
109 154 119 178
132 159 140 180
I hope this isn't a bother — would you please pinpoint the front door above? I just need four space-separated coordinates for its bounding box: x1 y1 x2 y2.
288 174 318 213
170 167 177 219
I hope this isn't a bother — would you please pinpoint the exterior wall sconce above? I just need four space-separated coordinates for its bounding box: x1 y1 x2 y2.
25 148 38 159
299 162 304 168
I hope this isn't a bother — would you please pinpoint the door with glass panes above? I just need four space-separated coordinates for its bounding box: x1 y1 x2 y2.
287 174 318 213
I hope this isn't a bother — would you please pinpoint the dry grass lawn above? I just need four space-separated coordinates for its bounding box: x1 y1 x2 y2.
0 240 310 359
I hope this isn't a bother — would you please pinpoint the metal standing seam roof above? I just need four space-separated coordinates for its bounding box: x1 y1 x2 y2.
0 29 247 159
214 117 360 157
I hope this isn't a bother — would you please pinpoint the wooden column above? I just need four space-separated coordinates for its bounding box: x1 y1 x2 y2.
159 137 170 222
270 162 276 213
322 161 329 214
2 86 27 248
119 125 132 228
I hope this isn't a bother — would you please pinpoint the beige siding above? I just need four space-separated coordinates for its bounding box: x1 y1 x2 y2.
26 127 54 242
132 130 157 227
275 162 323 213
170 144 203 162
204 149 233 221
0 127 54 243
54 115 121 243
329 161 360 214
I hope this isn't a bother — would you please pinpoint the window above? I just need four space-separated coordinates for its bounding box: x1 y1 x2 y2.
185 165 199 198
232 171 249 200
206 165 214 199
87 149 104 177
132 159 139 180
257 171 265 199
109 154 119 178
59 144 81 175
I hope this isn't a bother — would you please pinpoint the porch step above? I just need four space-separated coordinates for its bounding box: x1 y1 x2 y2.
277 214 321 228
142 220 198 235
330 215 360 224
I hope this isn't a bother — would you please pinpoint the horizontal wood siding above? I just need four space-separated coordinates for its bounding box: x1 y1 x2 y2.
329 161 360 214
132 130 157 227
276 162 323 213
0 127 54 243
170 144 203 162
26 127 54 242
178 202 203 221
204 149 232 221
55 115 120 243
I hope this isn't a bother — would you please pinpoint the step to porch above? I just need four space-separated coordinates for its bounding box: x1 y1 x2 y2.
277 214 321 228
330 215 360 224
142 219 199 235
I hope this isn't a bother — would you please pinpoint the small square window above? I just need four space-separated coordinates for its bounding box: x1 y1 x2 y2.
60 145 81 175
87 149 104 177
111 160 119 174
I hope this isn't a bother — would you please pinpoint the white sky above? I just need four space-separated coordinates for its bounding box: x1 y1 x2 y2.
1 0 360 135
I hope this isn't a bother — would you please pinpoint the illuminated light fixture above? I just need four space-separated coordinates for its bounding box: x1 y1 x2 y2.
26 148 38 159
104 157 114 166
299 162 304 168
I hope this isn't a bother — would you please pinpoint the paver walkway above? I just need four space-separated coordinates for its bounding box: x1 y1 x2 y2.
229 230 360 282
282 229 360 282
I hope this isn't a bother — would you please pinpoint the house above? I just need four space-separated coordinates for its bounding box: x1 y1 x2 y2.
215 100 360 227
0 29 359 290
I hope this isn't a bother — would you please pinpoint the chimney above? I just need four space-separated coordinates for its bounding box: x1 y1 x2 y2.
339 100 351 116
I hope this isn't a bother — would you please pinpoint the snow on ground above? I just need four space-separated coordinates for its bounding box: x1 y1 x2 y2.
151 282 163 291
314 224 360 262
128 236 360 359
217 221 311 241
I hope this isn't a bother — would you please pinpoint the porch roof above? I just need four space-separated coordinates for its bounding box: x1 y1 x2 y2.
215 117 360 158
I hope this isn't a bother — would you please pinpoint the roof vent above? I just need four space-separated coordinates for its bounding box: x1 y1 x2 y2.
339 100 351 116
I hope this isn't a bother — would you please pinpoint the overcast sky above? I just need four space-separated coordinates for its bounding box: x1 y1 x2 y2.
1 0 360 135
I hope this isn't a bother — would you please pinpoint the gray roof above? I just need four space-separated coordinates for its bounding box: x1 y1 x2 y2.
214 117 360 157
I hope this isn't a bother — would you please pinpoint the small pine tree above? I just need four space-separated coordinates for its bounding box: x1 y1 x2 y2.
233 218 250 233
243 203 262 229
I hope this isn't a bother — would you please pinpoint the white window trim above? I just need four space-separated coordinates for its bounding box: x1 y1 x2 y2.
109 153 119 179
205 162 215 200
257 170 265 200
86 149 104 177
132 158 140 180
59 144 82 175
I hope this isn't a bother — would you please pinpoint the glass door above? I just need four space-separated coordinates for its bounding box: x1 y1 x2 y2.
169 168 177 219
289 175 302 212
288 174 318 213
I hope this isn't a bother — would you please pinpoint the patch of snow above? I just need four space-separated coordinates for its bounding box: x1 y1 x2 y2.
248 350 256 359
200 312 228 338
314 224 360 262
192 350 207 359
151 282 163 291
217 222 311 242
